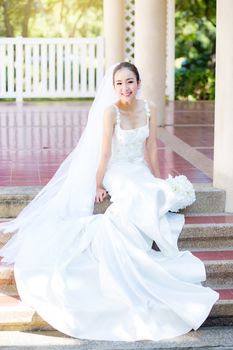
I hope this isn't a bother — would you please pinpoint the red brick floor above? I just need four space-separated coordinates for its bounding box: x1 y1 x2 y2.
165 101 214 162
165 125 213 148
193 250 233 261
217 289 233 300
0 101 214 186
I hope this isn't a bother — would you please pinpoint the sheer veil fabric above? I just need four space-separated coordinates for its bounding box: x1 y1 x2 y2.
0 63 120 243
0 63 219 342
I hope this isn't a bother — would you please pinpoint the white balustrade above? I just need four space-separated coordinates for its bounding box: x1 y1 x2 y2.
0 37 104 101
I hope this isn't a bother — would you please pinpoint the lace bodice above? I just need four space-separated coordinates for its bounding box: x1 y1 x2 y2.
108 100 151 165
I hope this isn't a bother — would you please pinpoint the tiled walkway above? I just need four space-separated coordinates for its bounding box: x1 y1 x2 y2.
165 101 214 158
0 101 214 186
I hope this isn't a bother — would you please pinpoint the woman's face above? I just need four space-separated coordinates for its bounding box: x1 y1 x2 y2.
113 68 140 102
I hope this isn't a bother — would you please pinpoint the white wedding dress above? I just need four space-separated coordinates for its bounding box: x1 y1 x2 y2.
0 100 218 342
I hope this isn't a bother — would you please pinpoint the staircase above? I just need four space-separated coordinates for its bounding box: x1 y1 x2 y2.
0 184 233 339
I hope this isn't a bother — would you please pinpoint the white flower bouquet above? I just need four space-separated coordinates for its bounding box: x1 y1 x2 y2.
165 174 196 212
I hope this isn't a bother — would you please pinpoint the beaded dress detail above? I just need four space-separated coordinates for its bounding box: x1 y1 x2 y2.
109 99 150 164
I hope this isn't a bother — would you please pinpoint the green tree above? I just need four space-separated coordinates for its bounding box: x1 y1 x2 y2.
0 0 38 37
175 0 216 100
0 0 103 37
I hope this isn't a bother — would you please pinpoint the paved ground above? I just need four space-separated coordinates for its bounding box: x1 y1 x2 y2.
0 100 214 186
0 327 233 349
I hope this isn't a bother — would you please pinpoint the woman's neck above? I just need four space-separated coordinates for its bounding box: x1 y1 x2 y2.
117 98 138 112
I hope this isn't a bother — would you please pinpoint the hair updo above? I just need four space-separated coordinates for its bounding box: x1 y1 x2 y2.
113 62 140 84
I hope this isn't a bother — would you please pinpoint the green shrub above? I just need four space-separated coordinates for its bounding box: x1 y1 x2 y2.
175 67 215 100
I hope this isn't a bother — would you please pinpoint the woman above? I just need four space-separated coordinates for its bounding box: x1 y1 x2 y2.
0 62 218 342
95 62 160 204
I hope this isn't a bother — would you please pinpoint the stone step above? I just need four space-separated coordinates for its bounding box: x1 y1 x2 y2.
205 289 233 328
192 251 233 289
0 294 54 332
0 290 232 333
0 184 226 218
179 215 233 250
182 184 226 214
1 251 233 291
0 327 233 349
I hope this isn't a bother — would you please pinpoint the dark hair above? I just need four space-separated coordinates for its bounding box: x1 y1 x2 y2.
113 62 140 84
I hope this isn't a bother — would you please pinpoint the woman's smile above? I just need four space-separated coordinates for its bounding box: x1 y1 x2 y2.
121 91 132 97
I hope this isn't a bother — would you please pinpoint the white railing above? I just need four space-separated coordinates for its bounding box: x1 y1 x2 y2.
0 37 104 101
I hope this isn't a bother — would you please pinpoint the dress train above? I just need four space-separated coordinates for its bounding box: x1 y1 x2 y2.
1 160 219 341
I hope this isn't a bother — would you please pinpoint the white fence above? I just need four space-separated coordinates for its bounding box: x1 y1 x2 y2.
0 37 104 101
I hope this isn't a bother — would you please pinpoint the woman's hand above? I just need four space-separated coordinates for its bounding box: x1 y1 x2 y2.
95 187 108 203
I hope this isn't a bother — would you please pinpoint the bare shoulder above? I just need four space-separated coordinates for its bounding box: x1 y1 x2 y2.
144 100 157 123
146 100 156 112
103 104 117 125
104 104 116 114
138 99 156 113
136 99 155 111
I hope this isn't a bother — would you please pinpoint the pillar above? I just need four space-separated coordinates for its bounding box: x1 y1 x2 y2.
214 0 233 211
166 0 175 101
134 0 167 125
103 0 125 69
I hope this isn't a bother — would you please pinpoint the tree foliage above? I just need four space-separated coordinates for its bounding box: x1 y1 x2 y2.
0 0 103 37
175 0 216 100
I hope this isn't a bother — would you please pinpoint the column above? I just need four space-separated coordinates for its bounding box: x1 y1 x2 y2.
214 0 233 211
166 0 175 101
103 0 125 69
134 0 167 125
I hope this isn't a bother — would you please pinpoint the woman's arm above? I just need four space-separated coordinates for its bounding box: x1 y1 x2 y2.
95 107 115 203
145 102 161 178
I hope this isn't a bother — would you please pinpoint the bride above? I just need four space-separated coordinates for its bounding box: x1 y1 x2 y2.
0 62 218 342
